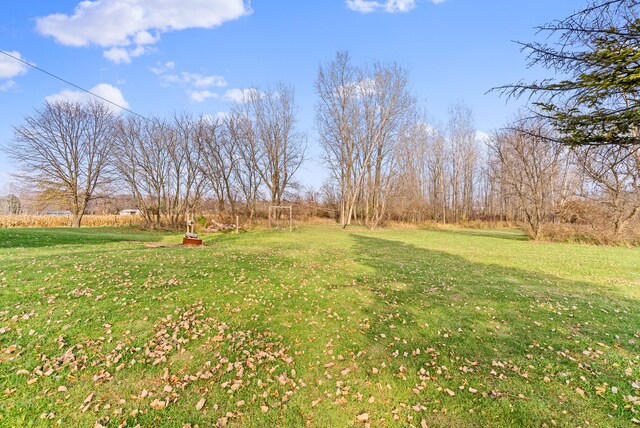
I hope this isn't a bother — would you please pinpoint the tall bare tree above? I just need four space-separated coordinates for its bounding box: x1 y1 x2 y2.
113 114 204 229
447 102 478 222
316 51 416 228
170 113 206 226
391 119 431 223
227 112 262 219
233 84 306 208
362 63 415 229
489 118 569 239
113 116 169 227
194 116 237 215
7 100 116 227
315 51 360 226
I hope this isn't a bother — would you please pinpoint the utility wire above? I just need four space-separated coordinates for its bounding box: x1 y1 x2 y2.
0 49 149 121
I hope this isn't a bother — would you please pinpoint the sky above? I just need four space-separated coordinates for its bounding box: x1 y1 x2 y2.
0 0 587 193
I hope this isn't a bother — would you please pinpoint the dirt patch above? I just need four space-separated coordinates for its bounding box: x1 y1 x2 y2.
143 242 181 248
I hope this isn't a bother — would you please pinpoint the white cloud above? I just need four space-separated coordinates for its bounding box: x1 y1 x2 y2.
222 88 263 103
35 0 251 63
150 61 175 76
182 72 227 89
213 111 229 120
475 130 491 143
346 0 380 13
384 0 418 12
347 0 445 13
201 111 229 123
0 50 30 91
0 51 29 78
103 45 148 64
45 83 129 112
0 80 16 92
189 90 218 103
152 62 226 88
151 61 227 102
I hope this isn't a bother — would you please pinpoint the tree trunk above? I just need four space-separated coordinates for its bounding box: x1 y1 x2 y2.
71 213 82 228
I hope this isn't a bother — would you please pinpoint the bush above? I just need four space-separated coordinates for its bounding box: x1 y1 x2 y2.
539 223 640 246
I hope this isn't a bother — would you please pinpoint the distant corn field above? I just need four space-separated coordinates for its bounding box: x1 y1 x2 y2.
0 215 144 228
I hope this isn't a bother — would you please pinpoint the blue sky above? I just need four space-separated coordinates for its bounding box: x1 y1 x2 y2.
0 0 585 192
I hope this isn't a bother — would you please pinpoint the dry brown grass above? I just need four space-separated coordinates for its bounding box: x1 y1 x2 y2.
385 219 518 231
0 215 144 228
539 223 640 246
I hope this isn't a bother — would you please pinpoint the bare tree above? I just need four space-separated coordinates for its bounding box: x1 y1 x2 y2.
315 51 360 226
233 83 306 208
113 114 204 229
194 116 237 215
7 100 116 227
227 112 262 219
362 62 415 229
573 144 640 235
489 118 569 239
113 116 168 227
390 119 431 223
316 51 416 228
170 113 206 227
425 128 449 223
447 102 478 222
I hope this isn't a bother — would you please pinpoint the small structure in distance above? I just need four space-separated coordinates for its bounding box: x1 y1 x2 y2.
118 209 142 216
44 210 71 216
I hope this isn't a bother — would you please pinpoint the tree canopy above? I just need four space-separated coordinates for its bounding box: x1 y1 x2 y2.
498 0 640 146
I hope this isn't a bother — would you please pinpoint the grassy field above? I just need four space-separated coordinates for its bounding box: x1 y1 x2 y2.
0 225 639 427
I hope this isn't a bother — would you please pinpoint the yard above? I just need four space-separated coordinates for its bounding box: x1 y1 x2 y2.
0 225 639 427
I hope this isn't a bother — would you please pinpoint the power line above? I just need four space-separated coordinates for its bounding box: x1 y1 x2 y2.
0 49 149 121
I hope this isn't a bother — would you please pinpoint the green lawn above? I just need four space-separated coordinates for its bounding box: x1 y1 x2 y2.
0 225 639 427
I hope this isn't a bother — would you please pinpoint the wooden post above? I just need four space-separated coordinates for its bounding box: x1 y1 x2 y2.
268 206 271 229
236 215 239 234
289 205 292 232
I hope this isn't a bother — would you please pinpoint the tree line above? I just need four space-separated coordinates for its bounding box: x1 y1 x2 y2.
6 83 305 229
4 0 640 241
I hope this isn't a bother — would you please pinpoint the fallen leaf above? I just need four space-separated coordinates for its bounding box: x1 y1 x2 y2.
150 399 167 409
83 392 94 405
196 398 206 411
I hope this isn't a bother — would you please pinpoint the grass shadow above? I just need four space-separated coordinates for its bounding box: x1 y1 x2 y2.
0 227 165 249
349 234 639 427
428 228 530 242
